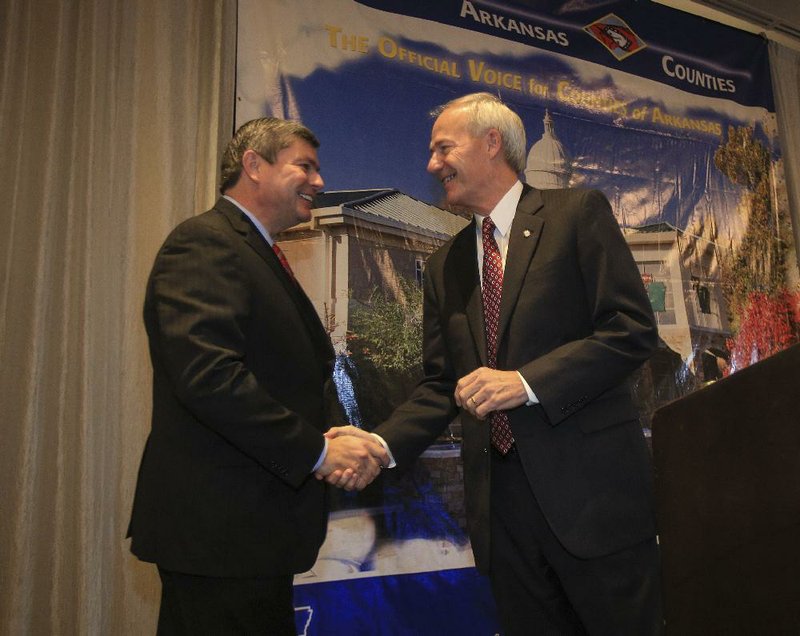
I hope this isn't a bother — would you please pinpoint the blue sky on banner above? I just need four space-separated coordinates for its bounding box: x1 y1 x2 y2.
236 0 777 233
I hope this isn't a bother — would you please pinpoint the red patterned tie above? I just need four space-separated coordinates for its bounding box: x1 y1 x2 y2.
481 216 514 454
272 242 297 284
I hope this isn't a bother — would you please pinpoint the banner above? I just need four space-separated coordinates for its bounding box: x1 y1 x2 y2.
237 1 797 633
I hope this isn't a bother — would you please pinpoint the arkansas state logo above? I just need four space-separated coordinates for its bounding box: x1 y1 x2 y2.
584 14 647 60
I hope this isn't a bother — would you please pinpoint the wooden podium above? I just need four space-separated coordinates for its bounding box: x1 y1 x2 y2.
652 344 800 635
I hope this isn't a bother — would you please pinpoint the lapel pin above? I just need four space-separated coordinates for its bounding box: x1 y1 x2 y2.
523 229 531 238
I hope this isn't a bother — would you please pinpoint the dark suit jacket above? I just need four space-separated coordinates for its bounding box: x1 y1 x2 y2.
375 185 658 572
128 197 335 578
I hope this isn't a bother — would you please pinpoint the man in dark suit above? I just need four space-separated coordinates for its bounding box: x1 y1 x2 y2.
326 93 663 634
128 117 388 635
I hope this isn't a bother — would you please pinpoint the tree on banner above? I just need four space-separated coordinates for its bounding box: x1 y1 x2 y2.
714 125 800 370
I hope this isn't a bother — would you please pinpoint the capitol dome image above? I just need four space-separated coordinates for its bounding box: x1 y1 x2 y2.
524 110 572 189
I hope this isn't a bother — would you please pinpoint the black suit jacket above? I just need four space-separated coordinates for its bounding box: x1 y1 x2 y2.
375 185 658 572
128 197 335 577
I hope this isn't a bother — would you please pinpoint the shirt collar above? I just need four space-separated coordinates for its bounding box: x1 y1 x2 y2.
223 194 274 246
473 180 523 237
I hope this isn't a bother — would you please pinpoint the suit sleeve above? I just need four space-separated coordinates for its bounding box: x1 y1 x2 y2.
146 221 324 486
374 260 458 469
518 189 657 426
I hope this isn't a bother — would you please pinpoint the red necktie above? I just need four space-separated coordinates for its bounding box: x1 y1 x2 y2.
272 242 297 284
482 216 514 454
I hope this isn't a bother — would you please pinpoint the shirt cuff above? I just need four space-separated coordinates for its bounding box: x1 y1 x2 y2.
517 371 539 406
311 437 329 473
370 433 397 468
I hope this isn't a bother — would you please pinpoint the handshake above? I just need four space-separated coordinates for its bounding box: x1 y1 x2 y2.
314 425 390 492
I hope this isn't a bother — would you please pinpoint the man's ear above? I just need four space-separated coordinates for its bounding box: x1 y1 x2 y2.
241 149 262 181
485 128 502 159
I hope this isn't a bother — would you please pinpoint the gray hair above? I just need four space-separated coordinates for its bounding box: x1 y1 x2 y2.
220 117 319 193
432 93 526 173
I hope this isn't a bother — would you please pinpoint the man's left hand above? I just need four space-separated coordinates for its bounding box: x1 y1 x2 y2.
455 367 527 419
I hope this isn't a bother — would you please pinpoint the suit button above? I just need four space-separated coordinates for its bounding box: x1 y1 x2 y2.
483 448 488 453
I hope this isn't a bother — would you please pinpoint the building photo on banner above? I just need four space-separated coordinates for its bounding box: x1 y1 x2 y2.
237 0 798 633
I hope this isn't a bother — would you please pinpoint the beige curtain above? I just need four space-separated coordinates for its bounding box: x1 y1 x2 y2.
0 0 236 633
769 41 800 276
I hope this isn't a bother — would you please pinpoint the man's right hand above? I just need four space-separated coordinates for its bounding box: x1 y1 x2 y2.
315 431 388 491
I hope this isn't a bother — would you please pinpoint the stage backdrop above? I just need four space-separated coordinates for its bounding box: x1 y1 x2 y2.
236 1 798 633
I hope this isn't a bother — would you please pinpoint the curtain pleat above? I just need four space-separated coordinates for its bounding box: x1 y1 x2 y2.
0 1 235 633
768 41 800 282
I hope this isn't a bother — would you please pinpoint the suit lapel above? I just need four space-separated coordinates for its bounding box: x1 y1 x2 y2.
449 220 487 366
216 198 276 270
498 186 544 346
215 199 334 362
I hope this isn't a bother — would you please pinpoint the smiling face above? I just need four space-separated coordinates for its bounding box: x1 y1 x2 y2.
252 138 324 234
427 106 498 215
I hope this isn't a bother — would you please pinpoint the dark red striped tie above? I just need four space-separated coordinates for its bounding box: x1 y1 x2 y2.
482 216 514 454
272 242 296 284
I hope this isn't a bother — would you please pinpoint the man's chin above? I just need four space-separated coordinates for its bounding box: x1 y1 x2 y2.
443 195 466 212
294 207 313 224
